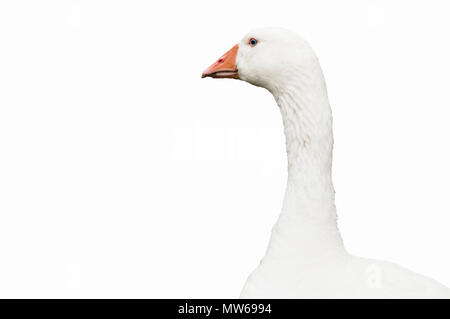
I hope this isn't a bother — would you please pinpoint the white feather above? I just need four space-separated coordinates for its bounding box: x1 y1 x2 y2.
226 28 450 298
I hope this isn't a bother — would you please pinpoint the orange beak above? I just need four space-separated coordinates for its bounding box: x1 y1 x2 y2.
202 44 239 79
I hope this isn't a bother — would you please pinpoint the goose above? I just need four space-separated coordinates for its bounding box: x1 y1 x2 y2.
201 27 450 298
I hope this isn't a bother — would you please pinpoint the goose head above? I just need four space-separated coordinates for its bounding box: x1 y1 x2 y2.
202 28 317 92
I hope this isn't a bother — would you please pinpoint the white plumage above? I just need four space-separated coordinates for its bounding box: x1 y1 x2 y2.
202 27 450 298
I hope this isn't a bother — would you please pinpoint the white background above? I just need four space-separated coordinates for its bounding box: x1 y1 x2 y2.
0 0 449 298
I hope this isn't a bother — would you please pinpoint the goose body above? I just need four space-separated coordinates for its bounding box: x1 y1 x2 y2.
202 28 450 298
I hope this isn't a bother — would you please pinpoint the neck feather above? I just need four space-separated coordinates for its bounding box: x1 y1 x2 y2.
264 60 346 260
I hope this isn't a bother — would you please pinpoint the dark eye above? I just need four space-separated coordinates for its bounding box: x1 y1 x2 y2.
248 38 258 47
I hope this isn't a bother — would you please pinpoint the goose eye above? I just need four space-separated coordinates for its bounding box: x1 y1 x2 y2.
248 38 258 47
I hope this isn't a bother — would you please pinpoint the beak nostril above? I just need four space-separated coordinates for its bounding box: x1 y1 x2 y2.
202 43 239 79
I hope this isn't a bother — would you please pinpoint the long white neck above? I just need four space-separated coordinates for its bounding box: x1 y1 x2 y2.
264 59 347 261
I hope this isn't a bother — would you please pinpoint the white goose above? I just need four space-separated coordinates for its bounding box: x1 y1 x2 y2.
202 28 450 298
